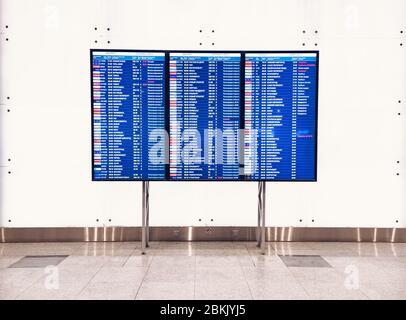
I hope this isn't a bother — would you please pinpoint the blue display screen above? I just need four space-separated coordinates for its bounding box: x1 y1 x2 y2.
92 51 166 180
244 53 317 180
169 53 241 180
91 50 318 181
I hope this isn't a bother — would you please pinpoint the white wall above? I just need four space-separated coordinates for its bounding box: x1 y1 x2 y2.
0 0 405 228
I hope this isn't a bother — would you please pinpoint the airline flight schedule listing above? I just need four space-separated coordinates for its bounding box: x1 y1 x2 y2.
244 53 317 180
92 52 166 180
91 51 317 181
169 53 241 180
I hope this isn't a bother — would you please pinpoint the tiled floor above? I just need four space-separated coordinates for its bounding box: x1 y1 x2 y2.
1 241 406 300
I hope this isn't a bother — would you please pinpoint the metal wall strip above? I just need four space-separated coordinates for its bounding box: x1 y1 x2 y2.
0 227 405 243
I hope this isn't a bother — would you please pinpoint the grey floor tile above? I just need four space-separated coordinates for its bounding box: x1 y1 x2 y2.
279 255 332 268
0 242 405 300
0 257 24 269
289 267 344 283
273 249 319 257
9 255 68 268
0 244 76 256
323 257 400 284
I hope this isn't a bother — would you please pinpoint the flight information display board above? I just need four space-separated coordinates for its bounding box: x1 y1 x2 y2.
244 53 317 180
91 50 318 182
91 51 166 180
169 53 241 180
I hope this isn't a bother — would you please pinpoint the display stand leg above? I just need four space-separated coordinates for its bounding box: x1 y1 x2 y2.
257 184 261 247
141 181 149 254
257 181 266 254
145 182 149 248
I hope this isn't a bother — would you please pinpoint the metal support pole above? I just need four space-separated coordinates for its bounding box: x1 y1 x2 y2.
145 181 150 248
141 181 149 254
257 181 266 253
257 182 262 247
260 181 266 254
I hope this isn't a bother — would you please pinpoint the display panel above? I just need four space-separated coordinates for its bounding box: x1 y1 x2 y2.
169 53 241 180
91 50 318 182
91 51 166 180
244 53 317 181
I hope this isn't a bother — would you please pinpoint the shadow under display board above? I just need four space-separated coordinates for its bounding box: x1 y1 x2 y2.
91 50 318 181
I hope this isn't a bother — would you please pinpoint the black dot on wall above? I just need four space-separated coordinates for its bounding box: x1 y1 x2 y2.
312 219 315 222
199 30 202 33
212 43 214 46
396 220 399 223
8 159 11 162
401 43 403 46
5 25 8 28
107 28 110 31
210 219 213 221
7 109 10 112
96 219 99 222
302 43 305 46
397 173 400 176
315 43 318 46
199 43 202 45
399 100 402 103
198 219 201 221
8 220 11 223
95 40 98 43
299 219 303 222
107 41 110 44
315 30 318 33
108 219 111 222
302 30 306 33
397 161 400 164
8 171 11 174
94 27 97 30
5 38 8 41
